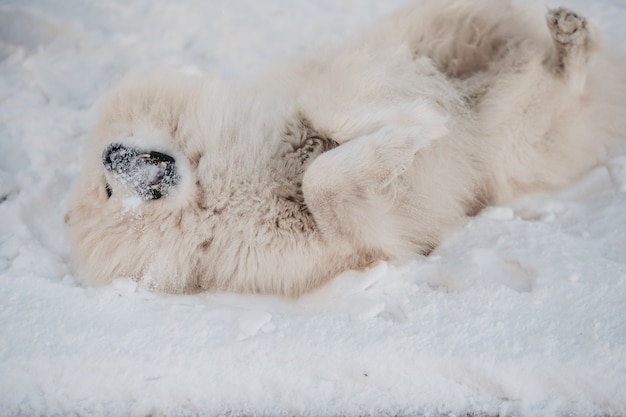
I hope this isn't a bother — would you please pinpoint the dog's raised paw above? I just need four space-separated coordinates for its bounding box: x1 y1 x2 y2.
547 7 588 46
103 143 178 200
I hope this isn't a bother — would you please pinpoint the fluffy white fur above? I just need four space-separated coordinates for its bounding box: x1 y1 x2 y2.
66 0 626 296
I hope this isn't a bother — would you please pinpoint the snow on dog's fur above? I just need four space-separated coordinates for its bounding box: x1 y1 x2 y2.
66 0 626 295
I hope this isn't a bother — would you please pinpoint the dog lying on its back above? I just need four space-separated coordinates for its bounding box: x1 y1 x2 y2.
66 0 626 295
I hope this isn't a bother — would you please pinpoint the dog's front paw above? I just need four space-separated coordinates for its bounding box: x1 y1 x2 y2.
103 143 179 200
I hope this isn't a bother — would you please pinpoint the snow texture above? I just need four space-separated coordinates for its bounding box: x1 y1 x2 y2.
0 0 625 416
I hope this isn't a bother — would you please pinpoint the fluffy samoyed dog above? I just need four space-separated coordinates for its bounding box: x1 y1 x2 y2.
66 0 626 295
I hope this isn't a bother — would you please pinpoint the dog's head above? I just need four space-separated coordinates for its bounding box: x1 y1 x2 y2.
64 75 213 292
65 74 332 295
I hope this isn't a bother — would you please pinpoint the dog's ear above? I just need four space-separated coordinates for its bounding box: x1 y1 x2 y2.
273 114 339 210
102 143 179 200
283 114 338 157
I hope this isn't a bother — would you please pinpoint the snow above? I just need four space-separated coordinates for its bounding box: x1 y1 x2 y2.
0 0 625 416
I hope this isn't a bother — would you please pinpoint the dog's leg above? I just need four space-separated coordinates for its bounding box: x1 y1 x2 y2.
546 7 596 92
302 121 445 256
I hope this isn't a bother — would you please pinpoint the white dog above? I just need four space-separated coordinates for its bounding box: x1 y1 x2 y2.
66 0 626 295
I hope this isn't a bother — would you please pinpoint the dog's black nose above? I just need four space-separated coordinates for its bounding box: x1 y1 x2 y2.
102 143 179 200
103 143 137 170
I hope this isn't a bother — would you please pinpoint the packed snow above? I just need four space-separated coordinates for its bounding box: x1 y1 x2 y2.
1 0 625 416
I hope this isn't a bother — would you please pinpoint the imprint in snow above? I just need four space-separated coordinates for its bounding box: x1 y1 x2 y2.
237 310 273 340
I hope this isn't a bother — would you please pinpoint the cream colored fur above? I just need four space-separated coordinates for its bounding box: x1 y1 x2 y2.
66 0 626 296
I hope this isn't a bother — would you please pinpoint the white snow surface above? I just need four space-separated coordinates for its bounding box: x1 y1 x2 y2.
1 0 625 416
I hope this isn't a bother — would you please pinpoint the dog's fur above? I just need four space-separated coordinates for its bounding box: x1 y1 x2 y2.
66 0 626 295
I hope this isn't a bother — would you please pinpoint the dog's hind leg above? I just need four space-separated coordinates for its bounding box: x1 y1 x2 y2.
545 7 598 93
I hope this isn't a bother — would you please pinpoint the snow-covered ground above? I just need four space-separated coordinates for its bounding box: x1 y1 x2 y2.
1 0 625 416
